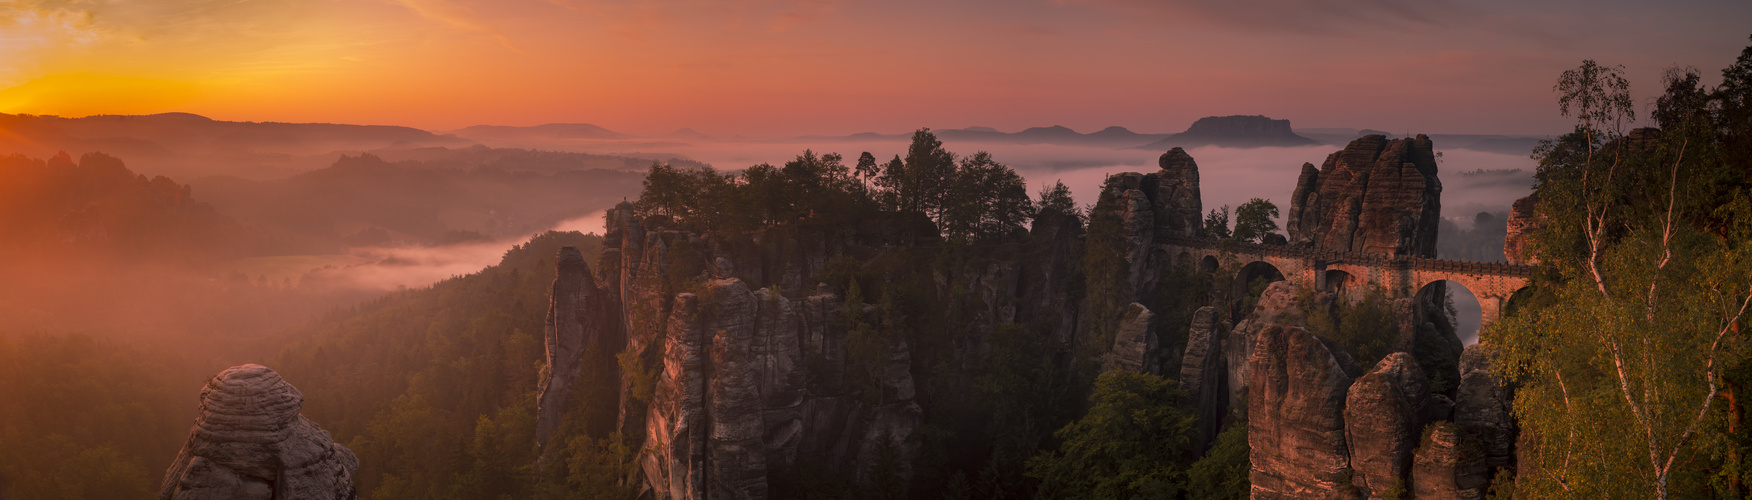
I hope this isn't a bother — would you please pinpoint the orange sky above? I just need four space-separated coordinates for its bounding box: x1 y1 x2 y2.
1 0 1748 136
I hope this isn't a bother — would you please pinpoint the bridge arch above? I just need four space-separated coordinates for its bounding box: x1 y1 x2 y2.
1323 269 1354 298
1414 280 1484 346
1199 255 1219 274
1232 260 1287 318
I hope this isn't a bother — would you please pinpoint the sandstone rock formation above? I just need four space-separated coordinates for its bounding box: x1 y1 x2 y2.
1345 353 1428 498
1104 303 1158 374
1455 344 1515 475
1139 115 1320 149
1411 421 1482 500
1225 281 1305 418
159 364 358 500
1503 193 1544 264
535 246 618 448
631 264 921 498
1248 325 1357 499
1286 134 1443 258
1179 305 1228 450
1153 148 1204 238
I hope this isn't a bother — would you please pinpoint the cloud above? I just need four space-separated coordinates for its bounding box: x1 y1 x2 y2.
393 0 523 52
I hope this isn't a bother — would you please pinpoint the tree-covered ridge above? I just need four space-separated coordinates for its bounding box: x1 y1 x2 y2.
1492 39 1752 499
633 128 1039 243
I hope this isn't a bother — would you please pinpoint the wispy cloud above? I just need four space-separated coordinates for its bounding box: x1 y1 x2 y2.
393 0 523 52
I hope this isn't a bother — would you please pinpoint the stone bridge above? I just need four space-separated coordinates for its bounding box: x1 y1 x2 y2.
1157 236 1533 330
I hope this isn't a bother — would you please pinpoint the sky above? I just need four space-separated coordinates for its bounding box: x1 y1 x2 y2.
1 0 1749 136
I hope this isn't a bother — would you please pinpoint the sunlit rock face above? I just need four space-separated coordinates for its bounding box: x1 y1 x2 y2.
1287 134 1443 258
158 364 358 500
1345 353 1428 498
1247 325 1357 499
1503 193 1544 264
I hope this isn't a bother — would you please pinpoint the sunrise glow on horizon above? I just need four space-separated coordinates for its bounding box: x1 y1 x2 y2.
2 0 1749 136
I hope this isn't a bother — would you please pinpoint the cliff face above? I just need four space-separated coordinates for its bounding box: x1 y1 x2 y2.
159 364 358 500
1503 193 1544 264
1228 286 1514 500
1287 134 1443 257
542 200 1051 497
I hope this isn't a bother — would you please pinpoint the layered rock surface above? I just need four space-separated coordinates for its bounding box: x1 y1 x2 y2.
1503 193 1544 264
1178 305 1228 450
1248 325 1357 499
159 364 358 500
1286 134 1443 257
1345 353 1428 498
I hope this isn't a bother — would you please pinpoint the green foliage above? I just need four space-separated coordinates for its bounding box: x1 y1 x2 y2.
1231 198 1280 244
1036 180 1085 225
269 231 610 498
559 432 640 500
1202 206 1232 239
941 152 1036 243
1186 422 1250 500
1302 287 1397 370
1026 370 1195 500
1492 51 1752 498
634 130 1034 243
0 333 198 500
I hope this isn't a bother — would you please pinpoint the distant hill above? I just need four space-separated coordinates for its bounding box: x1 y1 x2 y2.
193 153 644 247
0 112 471 179
451 123 631 143
361 144 709 174
1136 115 1319 149
0 151 264 262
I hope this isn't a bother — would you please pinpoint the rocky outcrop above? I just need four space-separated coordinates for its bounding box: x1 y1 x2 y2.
1248 325 1357 499
1179 306 1228 450
637 271 922 499
1503 193 1544 264
1455 344 1515 475
1153 148 1204 238
1225 281 1305 418
159 364 358 500
1104 303 1158 374
1411 422 1482 500
536 246 618 448
1345 353 1428 498
1139 115 1320 149
1286 134 1443 258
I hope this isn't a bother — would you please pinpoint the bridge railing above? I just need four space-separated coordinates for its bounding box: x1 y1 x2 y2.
1158 236 1535 278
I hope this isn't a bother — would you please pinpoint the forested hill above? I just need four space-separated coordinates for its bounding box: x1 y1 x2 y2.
263 230 603 498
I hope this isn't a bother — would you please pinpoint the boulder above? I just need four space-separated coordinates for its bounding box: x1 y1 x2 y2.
1345 353 1428 498
159 364 358 500
1248 325 1358 499
1286 134 1442 258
